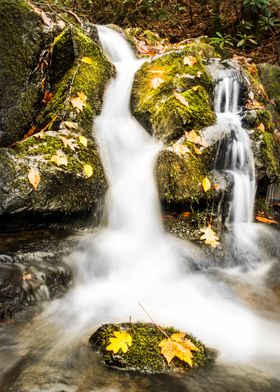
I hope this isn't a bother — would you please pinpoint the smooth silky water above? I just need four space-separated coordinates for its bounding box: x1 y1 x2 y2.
1 27 280 392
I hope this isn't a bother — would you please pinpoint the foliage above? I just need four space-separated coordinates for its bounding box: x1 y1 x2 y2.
159 333 199 367
106 331 132 354
200 225 220 248
210 32 233 49
236 33 258 50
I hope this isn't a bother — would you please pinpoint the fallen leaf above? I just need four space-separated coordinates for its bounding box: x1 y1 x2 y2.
83 164 93 178
28 167 40 190
193 145 202 155
70 92 87 112
59 136 79 151
106 331 132 354
173 143 190 155
257 123 265 131
81 56 93 64
22 125 36 141
202 177 211 192
22 273 32 281
183 55 197 67
63 121 79 130
79 136 88 147
174 92 189 107
185 130 208 147
159 333 199 367
196 71 203 78
245 100 264 110
213 183 220 190
151 77 164 89
192 85 200 92
255 216 278 224
50 150 68 166
182 211 191 217
42 91 53 104
200 225 220 248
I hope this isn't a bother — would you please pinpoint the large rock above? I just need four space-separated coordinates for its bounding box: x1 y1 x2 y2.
0 7 114 225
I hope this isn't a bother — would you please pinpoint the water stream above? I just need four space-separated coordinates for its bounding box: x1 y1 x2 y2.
0 27 280 391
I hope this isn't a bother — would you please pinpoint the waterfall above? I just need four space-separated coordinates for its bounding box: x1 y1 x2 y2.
214 71 256 227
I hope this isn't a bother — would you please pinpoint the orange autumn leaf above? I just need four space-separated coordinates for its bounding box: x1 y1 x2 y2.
159 333 199 367
255 216 278 224
28 167 40 190
182 211 191 217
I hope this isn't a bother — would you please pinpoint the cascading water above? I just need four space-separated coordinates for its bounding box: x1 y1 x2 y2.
4 28 280 390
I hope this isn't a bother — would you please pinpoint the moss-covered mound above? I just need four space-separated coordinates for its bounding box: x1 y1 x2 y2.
131 40 217 143
0 0 45 146
90 322 213 374
0 2 114 224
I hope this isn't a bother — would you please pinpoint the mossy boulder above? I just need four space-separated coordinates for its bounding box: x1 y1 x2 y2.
0 0 46 146
0 8 114 223
131 42 217 143
90 322 213 374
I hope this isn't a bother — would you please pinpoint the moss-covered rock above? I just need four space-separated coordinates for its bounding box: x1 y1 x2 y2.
131 43 217 143
90 322 213 374
0 0 46 146
0 6 114 223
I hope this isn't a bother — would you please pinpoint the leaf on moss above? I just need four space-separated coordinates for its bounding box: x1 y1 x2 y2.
173 143 190 155
257 123 265 131
196 71 203 78
185 130 208 147
183 55 197 66
28 167 40 190
81 56 93 64
151 77 164 89
192 85 200 92
159 333 199 367
79 136 88 147
63 121 79 130
200 225 220 248
50 150 68 167
193 145 202 155
59 136 79 151
83 164 93 178
106 331 132 354
174 92 189 107
70 92 87 112
202 176 211 192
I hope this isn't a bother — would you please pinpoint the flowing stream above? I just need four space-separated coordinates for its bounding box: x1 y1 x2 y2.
1 27 280 392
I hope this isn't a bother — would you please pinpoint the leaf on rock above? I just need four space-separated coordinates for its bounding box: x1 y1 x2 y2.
151 77 164 89
83 164 93 178
193 145 202 155
173 143 190 155
257 123 265 131
174 92 189 107
202 176 211 192
159 333 199 367
22 273 32 281
63 121 79 130
200 225 220 248
106 331 132 354
81 56 93 64
183 55 197 67
59 136 79 151
255 216 278 224
196 71 203 78
185 130 208 148
192 85 200 92
28 167 40 190
79 136 88 147
50 150 68 167
70 92 87 112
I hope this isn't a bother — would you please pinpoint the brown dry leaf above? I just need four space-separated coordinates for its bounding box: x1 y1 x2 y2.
159 333 199 367
173 143 190 155
28 167 40 190
50 150 68 167
79 136 88 147
213 183 220 190
174 92 189 107
22 273 32 281
200 225 220 248
70 92 87 112
255 216 278 224
245 100 264 110
63 121 79 130
151 77 164 89
257 123 265 131
202 176 211 192
185 130 208 148
22 125 36 141
59 136 78 151
182 211 191 218
81 56 93 65
42 91 53 104
183 55 197 67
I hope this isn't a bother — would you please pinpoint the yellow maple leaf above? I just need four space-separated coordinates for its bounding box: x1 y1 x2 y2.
106 331 132 354
83 164 93 178
202 176 211 192
28 167 40 190
183 55 197 66
79 135 88 147
159 333 199 367
81 56 93 64
200 225 220 248
174 91 189 107
50 150 68 166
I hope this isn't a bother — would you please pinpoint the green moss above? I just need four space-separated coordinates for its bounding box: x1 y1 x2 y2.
90 322 210 374
132 45 216 142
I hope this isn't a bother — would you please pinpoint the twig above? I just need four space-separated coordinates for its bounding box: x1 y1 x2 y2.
138 302 169 339
65 10 82 24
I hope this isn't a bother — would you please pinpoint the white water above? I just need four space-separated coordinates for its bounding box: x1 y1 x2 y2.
45 27 280 378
